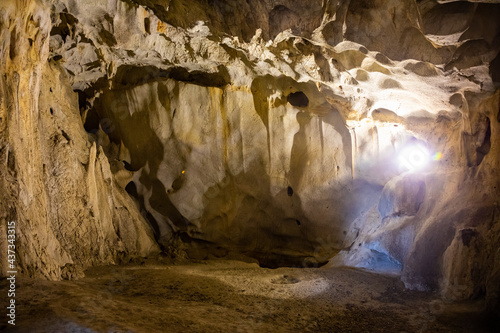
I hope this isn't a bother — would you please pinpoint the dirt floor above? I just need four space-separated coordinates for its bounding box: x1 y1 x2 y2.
0 258 496 333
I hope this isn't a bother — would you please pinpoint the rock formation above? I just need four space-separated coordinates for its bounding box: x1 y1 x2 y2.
1 0 499 315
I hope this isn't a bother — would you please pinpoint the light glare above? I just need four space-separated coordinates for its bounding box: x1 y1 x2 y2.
398 144 430 172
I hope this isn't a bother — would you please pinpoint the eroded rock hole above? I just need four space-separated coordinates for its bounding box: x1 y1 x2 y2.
83 108 101 133
50 12 78 41
287 91 309 107
144 17 151 34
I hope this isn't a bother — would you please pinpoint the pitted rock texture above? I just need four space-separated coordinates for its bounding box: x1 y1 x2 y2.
0 0 499 316
0 0 160 280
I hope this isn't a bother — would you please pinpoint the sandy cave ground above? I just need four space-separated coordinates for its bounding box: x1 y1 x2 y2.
0 258 495 333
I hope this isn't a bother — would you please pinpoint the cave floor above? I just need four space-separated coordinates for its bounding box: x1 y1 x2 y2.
1 259 493 333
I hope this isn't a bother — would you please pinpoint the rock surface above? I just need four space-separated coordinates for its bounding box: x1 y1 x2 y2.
0 0 499 316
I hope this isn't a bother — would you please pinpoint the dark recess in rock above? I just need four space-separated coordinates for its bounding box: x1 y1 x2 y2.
476 116 491 165
113 65 169 87
112 65 230 88
490 50 500 84
75 90 89 113
125 181 138 198
287 186 293 196
61 130 71 142
122 161 136 171
168 65 230 87
287 91 309 107
171 175 184 192
7 151 15 172
50 11 77 40
461 228 478 247
9 27 16 60
83 108 100 133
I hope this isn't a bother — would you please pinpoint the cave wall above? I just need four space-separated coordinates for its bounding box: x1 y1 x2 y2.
0 0 159 280
0 0 499 312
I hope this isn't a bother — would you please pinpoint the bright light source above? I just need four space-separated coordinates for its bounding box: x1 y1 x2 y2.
398 143 431 172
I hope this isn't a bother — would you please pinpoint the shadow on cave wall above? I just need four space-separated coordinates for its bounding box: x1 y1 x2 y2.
83 69 383 268
196 160 335 268
87 82 192 245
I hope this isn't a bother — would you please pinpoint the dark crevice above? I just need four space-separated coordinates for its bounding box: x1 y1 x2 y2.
61 130 71 142
75 90 90 114
125 181 138 198
9 27 16 60
112 65 230 89
83 108 101 133
490 50 500 84
7 151 15 172
50 12 78 41
168 65 230 88
123 161 136 172
476 117 491 165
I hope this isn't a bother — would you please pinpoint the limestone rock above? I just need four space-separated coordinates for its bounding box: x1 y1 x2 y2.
0 0 159 280
0 0 499 316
